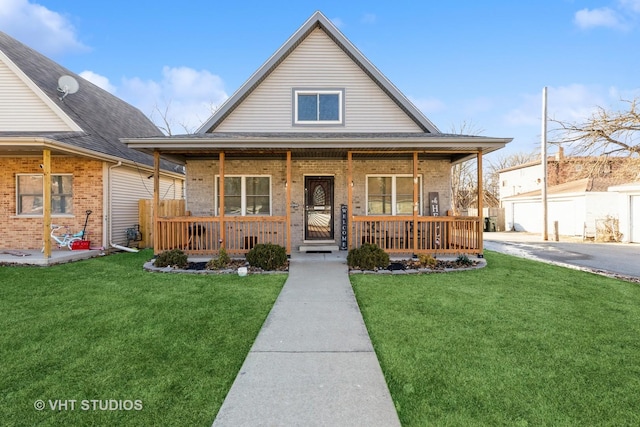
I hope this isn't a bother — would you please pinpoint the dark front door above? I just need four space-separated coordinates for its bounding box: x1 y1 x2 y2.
305 176 334 240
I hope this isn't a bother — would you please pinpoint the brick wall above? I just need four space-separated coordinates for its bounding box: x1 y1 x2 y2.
186 156 452 248
0 157 104 250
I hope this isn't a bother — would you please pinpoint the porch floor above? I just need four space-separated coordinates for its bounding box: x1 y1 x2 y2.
0 249 104 266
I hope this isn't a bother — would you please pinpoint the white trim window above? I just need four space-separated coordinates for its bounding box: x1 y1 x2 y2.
16 174 73 216
366 175 422 215
215 175 271 216
293 89 344 125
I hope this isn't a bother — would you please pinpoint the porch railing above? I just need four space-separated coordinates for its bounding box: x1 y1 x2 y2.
156 216 287 255
155 215 480 256
352 215 482 255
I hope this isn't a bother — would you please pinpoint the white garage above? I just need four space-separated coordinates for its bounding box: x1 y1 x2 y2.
609 182 640 244
503 178 619 237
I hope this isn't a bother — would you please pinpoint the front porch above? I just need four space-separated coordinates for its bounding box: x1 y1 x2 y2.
142 147 490 257
152 214 482 256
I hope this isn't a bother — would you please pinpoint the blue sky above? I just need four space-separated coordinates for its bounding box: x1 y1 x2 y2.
2 0 639 159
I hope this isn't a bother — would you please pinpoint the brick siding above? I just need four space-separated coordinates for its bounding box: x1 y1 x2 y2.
0 157 104 250
186 156 452 248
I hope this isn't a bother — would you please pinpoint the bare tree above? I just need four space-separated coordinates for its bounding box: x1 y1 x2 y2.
149 100 220 136
451 159 477 214
551 97 640 157
449 121 485 214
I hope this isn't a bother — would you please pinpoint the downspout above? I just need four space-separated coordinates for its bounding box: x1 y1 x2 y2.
107 161 139 253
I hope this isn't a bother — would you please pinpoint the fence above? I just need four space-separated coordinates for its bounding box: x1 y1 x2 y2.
138 199 186 248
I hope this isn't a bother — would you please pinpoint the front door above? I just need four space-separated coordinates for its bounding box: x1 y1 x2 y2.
305 176 334 240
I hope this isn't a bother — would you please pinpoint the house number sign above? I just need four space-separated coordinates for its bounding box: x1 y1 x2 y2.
429 192 440 216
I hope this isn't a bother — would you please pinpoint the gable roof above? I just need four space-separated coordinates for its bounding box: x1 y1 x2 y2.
197 11 439 134
0 31 181 172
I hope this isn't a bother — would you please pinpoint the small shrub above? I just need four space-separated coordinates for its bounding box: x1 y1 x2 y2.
154 249 188 268
206 247 231 270
418 253 438 268
456 254 473 266
246 243 288 270
347 243 390 270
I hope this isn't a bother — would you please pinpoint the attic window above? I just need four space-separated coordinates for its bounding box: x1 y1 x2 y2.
293 89 343 125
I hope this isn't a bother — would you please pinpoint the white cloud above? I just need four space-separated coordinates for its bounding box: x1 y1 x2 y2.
574 7 625 30
504 84 615 129
0 0 87 55
79 70 117 93
75 66 228 134
118 66 228 134
619 0 640 13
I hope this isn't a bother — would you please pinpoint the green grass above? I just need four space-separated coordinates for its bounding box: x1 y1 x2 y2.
351 251 640 426
0 250 285 426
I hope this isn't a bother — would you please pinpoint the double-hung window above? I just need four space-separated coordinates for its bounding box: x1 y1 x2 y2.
16 174 73 216
293 89 343 125
366 175 422 215
216 176 271 216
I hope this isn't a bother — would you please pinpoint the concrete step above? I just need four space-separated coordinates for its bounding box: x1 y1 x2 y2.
299 244 339 253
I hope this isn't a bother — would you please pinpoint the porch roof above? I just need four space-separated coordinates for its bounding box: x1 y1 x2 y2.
122 132 512 164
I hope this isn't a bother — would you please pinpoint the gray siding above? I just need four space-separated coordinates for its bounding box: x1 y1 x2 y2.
110 167 183 245
216 28 422 133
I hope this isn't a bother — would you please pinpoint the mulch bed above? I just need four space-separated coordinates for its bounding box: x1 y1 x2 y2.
185 259 289 273
350 257 480 273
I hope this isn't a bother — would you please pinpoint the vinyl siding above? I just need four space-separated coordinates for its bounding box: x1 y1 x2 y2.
216 28 422 133
0 57 75 131
110 167 183 245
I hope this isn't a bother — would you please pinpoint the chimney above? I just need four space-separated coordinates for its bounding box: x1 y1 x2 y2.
555 146 564 161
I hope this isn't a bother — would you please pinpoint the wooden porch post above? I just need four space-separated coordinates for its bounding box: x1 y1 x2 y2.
219 152 225 249
286 151 292 255
347 151 353 249
42 149 52 259
477 149 484 256
153 150 160 254
413 151 418 253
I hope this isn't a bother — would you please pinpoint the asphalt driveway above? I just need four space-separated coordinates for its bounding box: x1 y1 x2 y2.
484 232 640 282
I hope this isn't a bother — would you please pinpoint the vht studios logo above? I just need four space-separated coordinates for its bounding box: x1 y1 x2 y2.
34 399 143 411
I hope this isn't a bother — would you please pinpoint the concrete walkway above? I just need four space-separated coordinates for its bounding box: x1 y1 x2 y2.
212 252 401 427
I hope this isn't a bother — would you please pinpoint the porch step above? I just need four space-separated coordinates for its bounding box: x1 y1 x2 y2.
298 244 339 253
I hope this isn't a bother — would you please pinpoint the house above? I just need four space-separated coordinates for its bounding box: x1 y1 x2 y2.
0 31 184 258
124 11 511 256
499 150 638 239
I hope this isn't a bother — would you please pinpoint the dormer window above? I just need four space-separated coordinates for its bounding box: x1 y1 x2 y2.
293 89 344 125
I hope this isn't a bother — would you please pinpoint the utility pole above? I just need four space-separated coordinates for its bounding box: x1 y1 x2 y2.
541 87 548 241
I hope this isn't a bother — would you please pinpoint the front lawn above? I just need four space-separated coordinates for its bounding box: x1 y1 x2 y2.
352 251 640 426
0 250 285 426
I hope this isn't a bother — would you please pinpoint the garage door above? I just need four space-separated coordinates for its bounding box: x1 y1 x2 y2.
513 202 540 232
549 200 580 236
631 195 640 243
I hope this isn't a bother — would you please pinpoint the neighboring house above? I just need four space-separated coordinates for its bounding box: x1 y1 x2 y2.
0 32 184 256
499 150 638 238
124 11 511 256
608 181 640 243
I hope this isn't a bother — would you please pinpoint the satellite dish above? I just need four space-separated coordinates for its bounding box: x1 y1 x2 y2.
57 75 79 101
